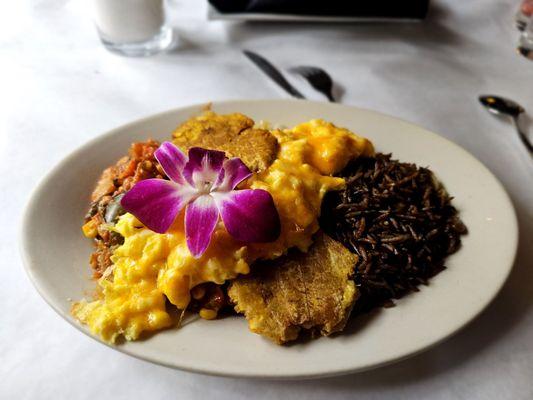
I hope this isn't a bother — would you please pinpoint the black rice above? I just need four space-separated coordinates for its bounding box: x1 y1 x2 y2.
320 153 467 313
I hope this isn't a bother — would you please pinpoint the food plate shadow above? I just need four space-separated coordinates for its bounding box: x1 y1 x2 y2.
295 198 530 387
337 308 382 337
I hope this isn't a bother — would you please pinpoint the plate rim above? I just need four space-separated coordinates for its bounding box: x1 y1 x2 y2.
20 99 519 379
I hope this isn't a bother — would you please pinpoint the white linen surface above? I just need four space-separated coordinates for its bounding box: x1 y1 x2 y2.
1 1 532 399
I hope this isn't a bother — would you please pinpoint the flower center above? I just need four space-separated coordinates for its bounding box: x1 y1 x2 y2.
191 168 219 195
198 180 214 194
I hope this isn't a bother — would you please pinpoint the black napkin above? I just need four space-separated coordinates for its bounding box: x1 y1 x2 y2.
209 0 430 19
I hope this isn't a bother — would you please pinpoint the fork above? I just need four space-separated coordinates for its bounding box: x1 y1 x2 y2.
290 66 335 102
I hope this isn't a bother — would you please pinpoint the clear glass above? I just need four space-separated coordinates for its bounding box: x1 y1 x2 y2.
93 0 174 57
518 15 533 60
516 8 529 31
97 25 173 57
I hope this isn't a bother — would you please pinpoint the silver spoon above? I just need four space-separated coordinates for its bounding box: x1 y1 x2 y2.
479 95 533 154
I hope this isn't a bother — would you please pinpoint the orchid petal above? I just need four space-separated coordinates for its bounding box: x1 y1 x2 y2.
185 194 219 258
214 158 252 191
120 179 194 233
213 189 280 243
154 142 187 184
183 147 226 189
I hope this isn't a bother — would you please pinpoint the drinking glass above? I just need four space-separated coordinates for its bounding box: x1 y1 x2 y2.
93 0 173 57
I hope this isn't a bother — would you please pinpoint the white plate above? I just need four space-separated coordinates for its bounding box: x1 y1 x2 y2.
21 99 518 379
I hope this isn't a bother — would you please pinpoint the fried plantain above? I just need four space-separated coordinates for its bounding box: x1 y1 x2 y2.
172 111 278 171
228 232 358 344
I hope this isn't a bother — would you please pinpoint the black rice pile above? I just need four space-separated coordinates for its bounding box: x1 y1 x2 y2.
320 153 467 313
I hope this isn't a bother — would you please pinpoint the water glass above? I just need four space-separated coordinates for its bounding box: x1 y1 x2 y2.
93 0 173 57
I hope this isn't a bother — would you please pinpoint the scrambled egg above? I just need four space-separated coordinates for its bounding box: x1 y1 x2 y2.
73 119 373 342
289 119 374 174
248 120 373 258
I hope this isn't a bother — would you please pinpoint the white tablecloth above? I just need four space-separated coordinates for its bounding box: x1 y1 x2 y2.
2 1 533 399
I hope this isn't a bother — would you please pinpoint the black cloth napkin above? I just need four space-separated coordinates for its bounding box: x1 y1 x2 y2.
209 0 430 19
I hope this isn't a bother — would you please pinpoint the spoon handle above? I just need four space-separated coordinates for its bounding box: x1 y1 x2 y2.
511 117 533 154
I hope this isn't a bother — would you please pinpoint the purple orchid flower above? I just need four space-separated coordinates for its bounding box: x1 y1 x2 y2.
120 142 281 258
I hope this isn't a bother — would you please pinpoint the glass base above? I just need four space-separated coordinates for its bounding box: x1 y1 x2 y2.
99 27 174 57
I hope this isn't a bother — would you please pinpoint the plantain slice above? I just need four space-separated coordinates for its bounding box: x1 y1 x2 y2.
228 232 358 344
172 111 278 172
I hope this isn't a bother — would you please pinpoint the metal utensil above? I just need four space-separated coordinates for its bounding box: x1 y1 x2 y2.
242 50 305 99
479 95 533 153
290 65 335 102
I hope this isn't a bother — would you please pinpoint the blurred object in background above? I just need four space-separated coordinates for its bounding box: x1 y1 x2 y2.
517 16 533 60
517 0 533 60
522 0 533 16
208 0 430 22
93 0 173 56
516 0 533 29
